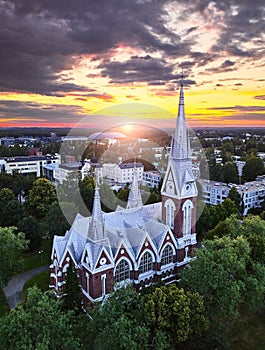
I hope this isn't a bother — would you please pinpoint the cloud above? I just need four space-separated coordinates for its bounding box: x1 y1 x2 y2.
98 56 178 85
0 0 264 110
207 105 265 111
0 100 84 124
253 95 265 100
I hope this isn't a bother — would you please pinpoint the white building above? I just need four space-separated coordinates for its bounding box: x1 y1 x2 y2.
143 171 161 188
54 161 91 184
199 178 265 215
103 162 144 185
1 155 61 177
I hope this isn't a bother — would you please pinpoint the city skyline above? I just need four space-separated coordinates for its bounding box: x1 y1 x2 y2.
0 0 264 129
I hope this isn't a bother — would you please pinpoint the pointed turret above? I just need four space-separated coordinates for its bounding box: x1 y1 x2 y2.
89 179 104 241
126 163 143 209
170 79 190 160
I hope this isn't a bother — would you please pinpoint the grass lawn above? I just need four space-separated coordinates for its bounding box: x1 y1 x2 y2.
22 270 50 301
0 288 10 317
19 239 52 273
230 308 265 350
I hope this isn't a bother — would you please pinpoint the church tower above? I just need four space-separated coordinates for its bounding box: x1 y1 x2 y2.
161 78 197 264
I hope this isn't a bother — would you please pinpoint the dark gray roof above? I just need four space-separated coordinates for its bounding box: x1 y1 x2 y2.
118 162 143 169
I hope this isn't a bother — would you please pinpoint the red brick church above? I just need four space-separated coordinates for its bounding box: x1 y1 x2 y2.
50 81 197 305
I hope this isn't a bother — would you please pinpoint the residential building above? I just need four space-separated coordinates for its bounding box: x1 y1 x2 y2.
143 170 161 188
54 161 91 184
199 178 265 215
103 162 144 185
0 154 61 177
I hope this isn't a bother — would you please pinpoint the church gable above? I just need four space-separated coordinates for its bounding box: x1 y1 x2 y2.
61 248 77 268
158 230 178 255
136 235 157 261
95 248 113 270
161 162 179 197
114 243 135 267
81 250 91 269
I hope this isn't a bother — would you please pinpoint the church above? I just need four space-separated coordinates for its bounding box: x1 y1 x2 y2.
49 81 197 305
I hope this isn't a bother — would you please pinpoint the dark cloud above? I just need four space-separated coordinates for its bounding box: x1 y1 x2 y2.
207 105 265 111
98 56 178 85
221 60 235 68
215 83 223 87
0 0 192 94
253 95 265 100
0 0 264 96
0 100 83 123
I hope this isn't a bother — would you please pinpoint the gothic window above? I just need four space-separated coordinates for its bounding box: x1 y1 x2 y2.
139 251 153 274
161 245 173 265
165 199 175 229
101 274 106 297
115 259 130 283
182 200 193 236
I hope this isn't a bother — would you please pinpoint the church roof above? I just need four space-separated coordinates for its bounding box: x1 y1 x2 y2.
53 202 166 268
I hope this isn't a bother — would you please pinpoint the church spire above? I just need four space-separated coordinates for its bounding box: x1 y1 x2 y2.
170 75 190 160
126 162 143 209
89 177 104 241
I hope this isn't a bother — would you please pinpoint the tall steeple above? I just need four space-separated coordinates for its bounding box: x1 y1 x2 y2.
126 162 143 209
170 76 190 160
89 178 104 241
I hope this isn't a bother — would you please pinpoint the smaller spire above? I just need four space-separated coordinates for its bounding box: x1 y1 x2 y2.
127 162 143 209
89 175 104 241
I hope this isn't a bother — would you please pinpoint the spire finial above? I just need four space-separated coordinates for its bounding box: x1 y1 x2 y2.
181 68 184 86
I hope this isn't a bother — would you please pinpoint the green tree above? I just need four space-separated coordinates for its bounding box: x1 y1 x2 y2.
116 186 130 207
0 286 80 350
25 178 57 219
87 286 151 350
205 214 241 240
100 182 117 212
197 199 238 236
0 188 24 227
223 162 239 184
42 202 76 237
243 157 265 182
221 141 234 162
180 235 265 348
79 176 95 213
63 262 83 314
228 186 241 208
144 285 208 347
17 215 41 250
0 227 28 286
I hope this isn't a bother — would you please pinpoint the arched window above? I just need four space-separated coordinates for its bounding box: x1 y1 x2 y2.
115 259 130 283
182 200 193 236
165 199 175 229
139 251 153 274
161 245 173 265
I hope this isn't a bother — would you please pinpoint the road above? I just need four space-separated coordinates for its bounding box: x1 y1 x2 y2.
2 265 49 310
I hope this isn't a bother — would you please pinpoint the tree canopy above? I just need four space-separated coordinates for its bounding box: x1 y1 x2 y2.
0 287 80 350
0 227 28 286
25 178 57 219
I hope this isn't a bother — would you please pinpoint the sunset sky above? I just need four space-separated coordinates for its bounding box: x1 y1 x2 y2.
0 0 264 130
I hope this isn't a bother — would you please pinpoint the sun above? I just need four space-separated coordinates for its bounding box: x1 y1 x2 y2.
123 124 134 131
